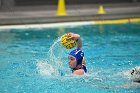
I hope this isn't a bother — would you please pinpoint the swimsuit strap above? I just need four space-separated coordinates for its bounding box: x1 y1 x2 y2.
72 65 87 73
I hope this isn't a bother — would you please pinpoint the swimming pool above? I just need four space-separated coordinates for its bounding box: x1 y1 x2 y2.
0 22 140 93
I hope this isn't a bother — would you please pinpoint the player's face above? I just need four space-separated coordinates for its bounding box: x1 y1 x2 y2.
68 55 76 69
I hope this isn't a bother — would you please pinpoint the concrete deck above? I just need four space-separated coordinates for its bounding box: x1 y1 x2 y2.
0 3 140 25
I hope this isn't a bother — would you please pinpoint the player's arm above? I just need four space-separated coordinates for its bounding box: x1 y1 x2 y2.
66 32 82 49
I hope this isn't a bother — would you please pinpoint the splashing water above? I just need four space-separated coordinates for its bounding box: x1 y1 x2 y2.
37 37 70 76
37 60 57 76
47 37 62 65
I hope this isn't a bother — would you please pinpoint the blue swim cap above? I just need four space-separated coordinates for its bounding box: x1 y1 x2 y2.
69 48 84 66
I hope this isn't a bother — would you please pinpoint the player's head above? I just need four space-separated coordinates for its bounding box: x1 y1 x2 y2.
68 48 84 68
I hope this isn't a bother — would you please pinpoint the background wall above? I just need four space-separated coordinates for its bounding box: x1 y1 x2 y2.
0 0 140 25
15 0 138 6
0 0 140 11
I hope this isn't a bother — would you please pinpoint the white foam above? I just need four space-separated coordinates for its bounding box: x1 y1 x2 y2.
131 66 140 82
123 66 140 82
36 60 58 76
123 69 132 79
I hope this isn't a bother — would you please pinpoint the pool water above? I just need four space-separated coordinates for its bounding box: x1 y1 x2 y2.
0 23 140 93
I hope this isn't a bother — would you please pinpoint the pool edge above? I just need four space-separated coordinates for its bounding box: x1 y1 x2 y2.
0 18 140 30
95 18 140 24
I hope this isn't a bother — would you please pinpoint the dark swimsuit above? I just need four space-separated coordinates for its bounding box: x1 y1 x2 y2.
72 65 87 73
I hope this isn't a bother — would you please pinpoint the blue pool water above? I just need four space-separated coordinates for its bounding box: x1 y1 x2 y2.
0 23 140 93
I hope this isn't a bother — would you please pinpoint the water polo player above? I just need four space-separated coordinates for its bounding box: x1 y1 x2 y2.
65 32 87 75
97 66 140 89
130 66 140 82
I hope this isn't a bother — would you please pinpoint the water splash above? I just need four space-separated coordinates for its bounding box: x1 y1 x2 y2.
37 37 70 76
47 37 62 65
37 60 58 76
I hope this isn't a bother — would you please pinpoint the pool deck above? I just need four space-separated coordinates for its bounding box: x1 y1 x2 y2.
0 3 140 25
